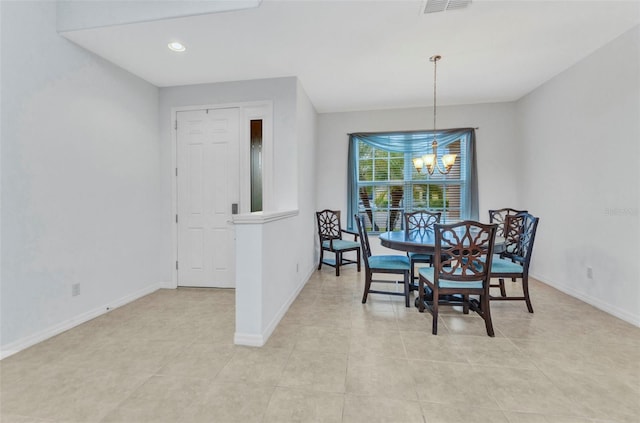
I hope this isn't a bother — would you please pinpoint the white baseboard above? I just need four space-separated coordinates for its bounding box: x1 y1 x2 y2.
233 332 264 346
159 280 178 289
531 272 640 327
234 265 315 347
261 265 315 340
0 282 161 360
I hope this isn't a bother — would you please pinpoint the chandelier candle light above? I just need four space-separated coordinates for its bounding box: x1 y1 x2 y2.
413 55 457 175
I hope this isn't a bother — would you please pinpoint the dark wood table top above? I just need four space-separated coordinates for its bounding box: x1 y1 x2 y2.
379 229 505 254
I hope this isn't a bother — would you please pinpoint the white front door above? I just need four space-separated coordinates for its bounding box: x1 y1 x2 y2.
176 108 239 288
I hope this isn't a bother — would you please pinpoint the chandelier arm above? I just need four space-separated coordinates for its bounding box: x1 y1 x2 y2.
425 162 450 175
434 160 452 175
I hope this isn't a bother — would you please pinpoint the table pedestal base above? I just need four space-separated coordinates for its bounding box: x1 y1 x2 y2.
414 286 466 309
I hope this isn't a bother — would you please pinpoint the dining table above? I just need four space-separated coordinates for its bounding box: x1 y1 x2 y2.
378 228 505 307
379 228 505 255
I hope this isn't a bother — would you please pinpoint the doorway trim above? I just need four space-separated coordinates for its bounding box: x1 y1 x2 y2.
170 101 274 287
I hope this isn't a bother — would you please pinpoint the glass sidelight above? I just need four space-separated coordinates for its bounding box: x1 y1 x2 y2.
250 119 263 212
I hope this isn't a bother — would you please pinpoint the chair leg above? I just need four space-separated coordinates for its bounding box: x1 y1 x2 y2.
418 280 425 312
335 252 341 276
356 249 361 272
522 275 534 313
362 271 372 304
481 294 495 337
404 272 410 308
499 278 507 297
431 290 439 335
410 260 415 283
462 295 469 314
318 249 324 270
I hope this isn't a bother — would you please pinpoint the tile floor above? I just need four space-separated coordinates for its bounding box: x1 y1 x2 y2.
1 268 639 423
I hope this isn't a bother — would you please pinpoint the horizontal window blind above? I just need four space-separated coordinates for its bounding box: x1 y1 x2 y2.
348 129 477 233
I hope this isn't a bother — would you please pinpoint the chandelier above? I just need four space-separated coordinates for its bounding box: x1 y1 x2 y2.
413 55 457 175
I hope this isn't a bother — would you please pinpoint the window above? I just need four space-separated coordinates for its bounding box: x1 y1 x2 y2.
250 119 263 212
347 129 478 233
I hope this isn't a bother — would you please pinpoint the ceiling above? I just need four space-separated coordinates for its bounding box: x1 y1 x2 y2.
62 0 640 113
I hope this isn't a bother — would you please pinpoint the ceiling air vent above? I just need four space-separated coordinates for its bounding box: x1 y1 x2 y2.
423 0 472 14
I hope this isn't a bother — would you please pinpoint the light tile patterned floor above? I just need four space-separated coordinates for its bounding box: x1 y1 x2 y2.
1 268 639 422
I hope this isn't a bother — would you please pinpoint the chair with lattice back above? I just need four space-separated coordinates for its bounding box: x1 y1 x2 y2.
489 208 528 238
489 212 540 312
354 214 412 307
418 221 498 336
316 210 361 276
404 211 442 287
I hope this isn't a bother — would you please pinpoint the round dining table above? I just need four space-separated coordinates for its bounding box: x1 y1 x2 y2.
379 230 439 254
379 228 505 307
378 229 505 254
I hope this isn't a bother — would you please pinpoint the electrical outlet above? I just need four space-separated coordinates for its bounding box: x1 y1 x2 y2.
72 283 80 296
587 267 593 279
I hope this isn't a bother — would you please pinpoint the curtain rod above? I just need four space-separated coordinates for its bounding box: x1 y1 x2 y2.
347 127 479 136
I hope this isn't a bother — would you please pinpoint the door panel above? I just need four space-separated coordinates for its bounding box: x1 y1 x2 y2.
188 144 204 214
177 108 239 288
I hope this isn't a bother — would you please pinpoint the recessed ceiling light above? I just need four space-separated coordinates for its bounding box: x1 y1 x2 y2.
168 42 186 52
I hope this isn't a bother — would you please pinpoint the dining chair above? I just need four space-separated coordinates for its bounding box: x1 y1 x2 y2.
489 212 540 312
316 209 361 276
418 221 498 336
489 208 528 238
404 211 442 287
354 214 412 307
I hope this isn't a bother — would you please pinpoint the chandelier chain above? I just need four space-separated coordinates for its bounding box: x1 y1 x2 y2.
413 54 455 175
433 55 437 142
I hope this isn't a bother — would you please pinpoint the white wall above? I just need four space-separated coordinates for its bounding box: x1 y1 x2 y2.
316 102 521 230
294 80 319 278
1 1 165 355
159 77 299 219
254 83 317 343
158 77 300 284
159 78 317 344
516 26 640 325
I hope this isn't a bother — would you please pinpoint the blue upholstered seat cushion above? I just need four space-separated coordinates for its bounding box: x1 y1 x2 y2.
368 255 410 271
408 252 433 261
418 267 483 289
322 239 360 251
490 255 523 274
